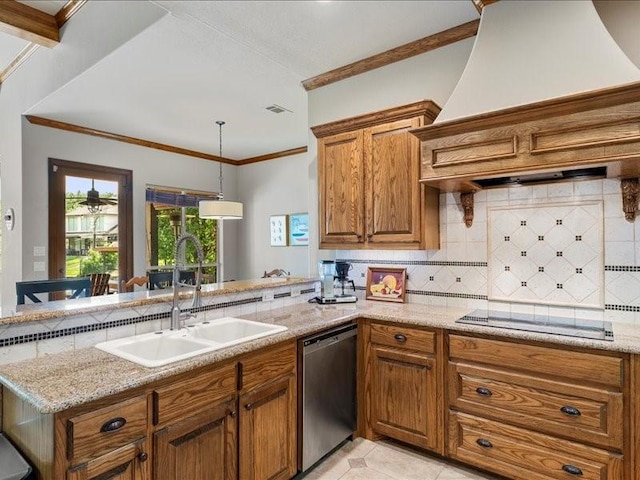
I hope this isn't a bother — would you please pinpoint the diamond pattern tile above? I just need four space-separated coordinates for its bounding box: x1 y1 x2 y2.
489 202 603 307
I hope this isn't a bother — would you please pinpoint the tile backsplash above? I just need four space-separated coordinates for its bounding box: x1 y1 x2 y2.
338 178 640 325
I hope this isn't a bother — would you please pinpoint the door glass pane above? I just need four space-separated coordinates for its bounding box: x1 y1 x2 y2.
65 177 119 287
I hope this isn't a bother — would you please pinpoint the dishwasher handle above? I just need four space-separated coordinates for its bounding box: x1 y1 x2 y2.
303 323 357 354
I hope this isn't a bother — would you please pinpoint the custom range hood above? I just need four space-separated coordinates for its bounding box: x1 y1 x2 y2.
411 0 640 224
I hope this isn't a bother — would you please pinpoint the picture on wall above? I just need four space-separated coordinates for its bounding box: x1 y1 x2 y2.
270 214 288 246
288 213 309 246
366 267 407 303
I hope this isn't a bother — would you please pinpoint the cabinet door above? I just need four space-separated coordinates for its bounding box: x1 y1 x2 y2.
239 374 297 480
154 398 237 480
318 130 365 246
371 345 437 450
67 438 149 480
365 117 423 246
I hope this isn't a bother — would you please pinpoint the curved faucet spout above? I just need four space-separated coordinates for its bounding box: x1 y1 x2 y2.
171 232 205 330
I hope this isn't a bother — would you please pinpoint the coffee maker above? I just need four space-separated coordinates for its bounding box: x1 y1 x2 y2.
315 260 357 304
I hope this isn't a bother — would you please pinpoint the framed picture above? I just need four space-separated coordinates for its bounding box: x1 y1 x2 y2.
288 212 309 246
366 267 407 303
270 214 288 246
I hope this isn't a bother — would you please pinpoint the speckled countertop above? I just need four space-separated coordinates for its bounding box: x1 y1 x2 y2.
1 277 315 325
1 300 640 414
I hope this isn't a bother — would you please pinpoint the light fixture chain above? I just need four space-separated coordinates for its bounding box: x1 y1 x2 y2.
217 120 225 200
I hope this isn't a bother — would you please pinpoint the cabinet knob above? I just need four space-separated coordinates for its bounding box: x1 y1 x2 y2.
367 234 373 239
560 405 581 417
138 452 148 463
100 417 126 433
562 464 583 476
245 403 253 411
475 387 493 397
229 410 236 418
394 334 407 343
476 438 493 449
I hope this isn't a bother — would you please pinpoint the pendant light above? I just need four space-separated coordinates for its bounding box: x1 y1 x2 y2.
199 121 243 219
79 179 116 214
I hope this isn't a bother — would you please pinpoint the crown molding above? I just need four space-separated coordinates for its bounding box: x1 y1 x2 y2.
238 146 308 165
301 19 480 91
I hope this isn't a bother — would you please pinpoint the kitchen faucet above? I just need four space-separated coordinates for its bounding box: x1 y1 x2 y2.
171 232 204 330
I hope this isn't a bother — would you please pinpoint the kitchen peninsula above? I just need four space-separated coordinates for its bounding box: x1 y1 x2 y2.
2 294 640 479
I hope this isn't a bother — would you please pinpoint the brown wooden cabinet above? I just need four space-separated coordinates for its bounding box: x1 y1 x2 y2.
154 399 236 480
67 438 149 480
312 101 441 250
447 334 629 480
363 321 440 452
238 342 297 480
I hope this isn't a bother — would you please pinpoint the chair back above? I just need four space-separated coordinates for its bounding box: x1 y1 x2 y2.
16 278 91 305
262 269 290 278
148 270 197 290
90 273 111 296
120 276 149 293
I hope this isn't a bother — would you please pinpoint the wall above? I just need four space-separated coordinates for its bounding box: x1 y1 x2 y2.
237 153 310 279
0 1 167 312
20 121 239 291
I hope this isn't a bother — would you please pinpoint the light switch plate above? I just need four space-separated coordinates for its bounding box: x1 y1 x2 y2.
33 246 45 257
262 290 274 302
34 261 45 272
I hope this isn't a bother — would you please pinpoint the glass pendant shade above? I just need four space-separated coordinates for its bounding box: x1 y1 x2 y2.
198 200 243 219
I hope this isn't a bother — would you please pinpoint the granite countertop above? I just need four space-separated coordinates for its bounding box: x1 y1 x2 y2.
1 300 639 414
1 277 315 326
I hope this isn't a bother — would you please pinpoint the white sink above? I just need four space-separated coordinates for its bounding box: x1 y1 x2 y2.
190 317 288 345
95 317 287 367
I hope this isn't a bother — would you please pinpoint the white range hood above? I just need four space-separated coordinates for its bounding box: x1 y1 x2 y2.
436 0 640 123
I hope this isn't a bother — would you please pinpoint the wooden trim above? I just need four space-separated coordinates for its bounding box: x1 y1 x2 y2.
0 0 59 47
311 100 441 138
55 0 87 28
0 43 39 83
238 146 307 165
411 80 640 141
27 115 237 165
471 0 499 14
301 20 479 91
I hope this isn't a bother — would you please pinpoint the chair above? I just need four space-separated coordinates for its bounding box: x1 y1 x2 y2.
16 278 91 305
262 269 290 278
119 276 149 293
90 273 111 296
147 271 196 290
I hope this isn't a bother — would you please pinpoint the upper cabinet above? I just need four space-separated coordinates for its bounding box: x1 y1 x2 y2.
313 101 441 250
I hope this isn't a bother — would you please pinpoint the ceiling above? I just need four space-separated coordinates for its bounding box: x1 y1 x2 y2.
1 1 479 160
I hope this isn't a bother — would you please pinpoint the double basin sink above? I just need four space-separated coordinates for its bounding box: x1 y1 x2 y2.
96 317 287 367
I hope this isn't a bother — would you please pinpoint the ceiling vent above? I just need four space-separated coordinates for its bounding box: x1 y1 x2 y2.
266 104 292 114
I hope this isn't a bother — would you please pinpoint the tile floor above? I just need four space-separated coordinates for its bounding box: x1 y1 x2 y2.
301 438 503 480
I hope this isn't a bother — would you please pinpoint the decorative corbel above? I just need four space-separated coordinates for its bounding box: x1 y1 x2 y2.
621 178 640 222
460 192 474 228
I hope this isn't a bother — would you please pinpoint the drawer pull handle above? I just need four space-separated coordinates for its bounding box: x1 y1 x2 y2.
476 438 493 449
476 387 492 397
560 406 581 417
394 334 407 343
100 417 126 433
138 452 148 463
562 464 583 476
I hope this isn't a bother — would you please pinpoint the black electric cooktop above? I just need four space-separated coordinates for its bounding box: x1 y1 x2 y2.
456 309 614 341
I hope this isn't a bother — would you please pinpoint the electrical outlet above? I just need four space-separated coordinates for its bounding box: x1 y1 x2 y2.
33 246 45 257
262 290 274 302
291 286 301 297
33 261 45 272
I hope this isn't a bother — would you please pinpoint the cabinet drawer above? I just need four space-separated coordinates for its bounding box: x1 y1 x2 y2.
153 362 236 425
449 362 623 449
449 412 623 480
240 341 296 393
370 322 435 353
67 395 148 463
449 334 623 387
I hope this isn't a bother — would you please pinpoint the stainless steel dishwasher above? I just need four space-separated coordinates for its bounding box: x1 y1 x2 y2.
300 323 357 472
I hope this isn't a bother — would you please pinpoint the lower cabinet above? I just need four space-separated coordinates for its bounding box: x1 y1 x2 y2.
154 398 237 480
238 341 297 480
365 321 439 452
66 438 149 480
